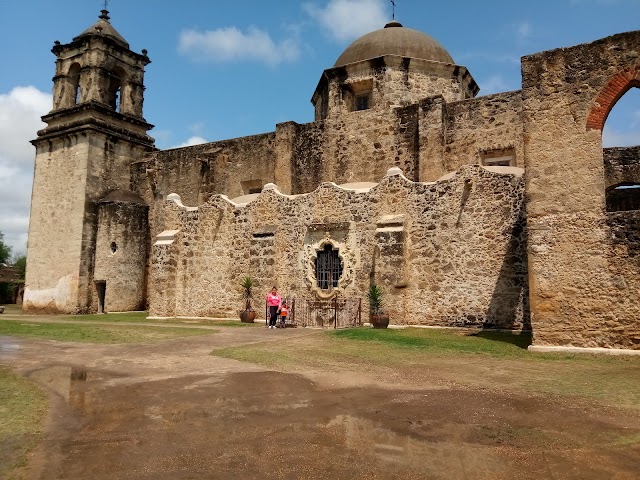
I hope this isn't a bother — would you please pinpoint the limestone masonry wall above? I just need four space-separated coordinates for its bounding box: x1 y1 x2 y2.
319 105 420 184
604 145 640 188
94 201 149 312
144 133 277 206
25 13 640 352
522 31 640 349
379 60 476 107
149 166 528 329
24 137 90 313
443 91 524 170
290 122 325 194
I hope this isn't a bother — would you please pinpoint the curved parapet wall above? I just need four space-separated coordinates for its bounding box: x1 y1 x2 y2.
149 165 528 328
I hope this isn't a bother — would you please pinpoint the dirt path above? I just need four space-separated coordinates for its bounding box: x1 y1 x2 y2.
1 327 639 479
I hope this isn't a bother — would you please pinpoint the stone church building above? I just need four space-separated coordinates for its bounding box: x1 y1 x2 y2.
24 10 640 352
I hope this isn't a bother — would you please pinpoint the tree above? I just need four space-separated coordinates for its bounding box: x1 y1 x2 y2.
0 231 10 265
13 255 26 280
0 232 13 303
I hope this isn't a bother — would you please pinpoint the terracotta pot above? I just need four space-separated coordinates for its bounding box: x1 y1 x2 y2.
370 314 389 329
239 310 256 323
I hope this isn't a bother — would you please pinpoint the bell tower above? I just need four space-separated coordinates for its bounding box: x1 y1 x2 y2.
24 10 155 313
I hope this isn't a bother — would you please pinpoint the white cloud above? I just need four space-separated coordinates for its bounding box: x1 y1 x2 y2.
304 0 388 42
0 86 51 256
516 22 532 42
602 124 640 147
172 136 208 149
477 75 512 95
178 27 300 66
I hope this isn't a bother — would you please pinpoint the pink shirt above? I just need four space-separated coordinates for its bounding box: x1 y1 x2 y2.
266 293 281 307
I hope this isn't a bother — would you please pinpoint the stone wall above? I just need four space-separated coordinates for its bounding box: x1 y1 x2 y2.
137 91 522 211
25 127 152 314
290 121 325 194
379 58 477 108
94 200 149 312
522 30 640 349
418 91 524 182
25 135 92 313
313 56 478 121
604 145 640 187
149 165 528 329
443 91 524 169
319 105 421 184
142 132 277 206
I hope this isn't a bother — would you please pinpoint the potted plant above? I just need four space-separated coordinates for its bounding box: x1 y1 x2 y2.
368 284 389 329
239 276 257 323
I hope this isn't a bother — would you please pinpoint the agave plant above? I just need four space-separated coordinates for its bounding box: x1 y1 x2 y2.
240 276 255 311
367 284 384 315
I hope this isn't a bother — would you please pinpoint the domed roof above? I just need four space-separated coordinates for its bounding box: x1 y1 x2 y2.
334 21 453 67
73 10 129 49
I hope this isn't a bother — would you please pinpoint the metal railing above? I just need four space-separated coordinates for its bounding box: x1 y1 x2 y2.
264 297 361 329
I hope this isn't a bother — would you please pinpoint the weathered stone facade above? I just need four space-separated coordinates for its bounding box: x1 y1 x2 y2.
24 10 154 313
24 11 640 351
522 31 640 350
149 166 528 329
93 192 149 312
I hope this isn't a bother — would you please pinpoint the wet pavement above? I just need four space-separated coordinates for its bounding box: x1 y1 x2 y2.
2 327 640 479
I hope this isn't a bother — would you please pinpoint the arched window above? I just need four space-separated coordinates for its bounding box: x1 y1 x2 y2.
603 88 640 149
315 244 343 290
589 68 640 212
67 63 82 106
107 67 127 112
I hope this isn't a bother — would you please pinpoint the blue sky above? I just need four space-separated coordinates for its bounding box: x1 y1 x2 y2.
1 0 639 255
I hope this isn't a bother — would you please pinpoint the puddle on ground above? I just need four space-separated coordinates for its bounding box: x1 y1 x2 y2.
22 370 640 480
326 414 504 477
0 336 21 358
27 365 122 410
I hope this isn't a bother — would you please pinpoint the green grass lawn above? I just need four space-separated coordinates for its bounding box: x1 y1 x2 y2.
330 327 533 355
2 307 259 328
0 320 216 344
72 312 257 327
0 366 48 479
213 327 640 409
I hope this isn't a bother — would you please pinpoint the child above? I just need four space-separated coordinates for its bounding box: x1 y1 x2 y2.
279 300 289 328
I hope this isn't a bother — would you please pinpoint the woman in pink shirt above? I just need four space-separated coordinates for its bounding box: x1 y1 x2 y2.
266 287 281 329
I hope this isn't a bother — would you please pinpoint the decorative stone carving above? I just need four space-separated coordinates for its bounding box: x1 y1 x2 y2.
302 230 357 299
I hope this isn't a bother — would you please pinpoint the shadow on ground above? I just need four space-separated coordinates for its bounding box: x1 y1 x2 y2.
471 330 532 349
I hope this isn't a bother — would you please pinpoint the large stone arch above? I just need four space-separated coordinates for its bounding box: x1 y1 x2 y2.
586 66 640 131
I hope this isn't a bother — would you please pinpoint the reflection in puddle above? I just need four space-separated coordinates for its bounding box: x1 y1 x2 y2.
327 415 504 477
27 366 111 411
0 337 21 358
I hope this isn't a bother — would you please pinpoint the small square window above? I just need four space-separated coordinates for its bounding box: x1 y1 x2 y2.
481 148 515 167
241 179 263 195
356 95 370 111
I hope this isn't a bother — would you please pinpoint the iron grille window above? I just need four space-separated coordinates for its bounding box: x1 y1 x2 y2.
315 244 343 290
